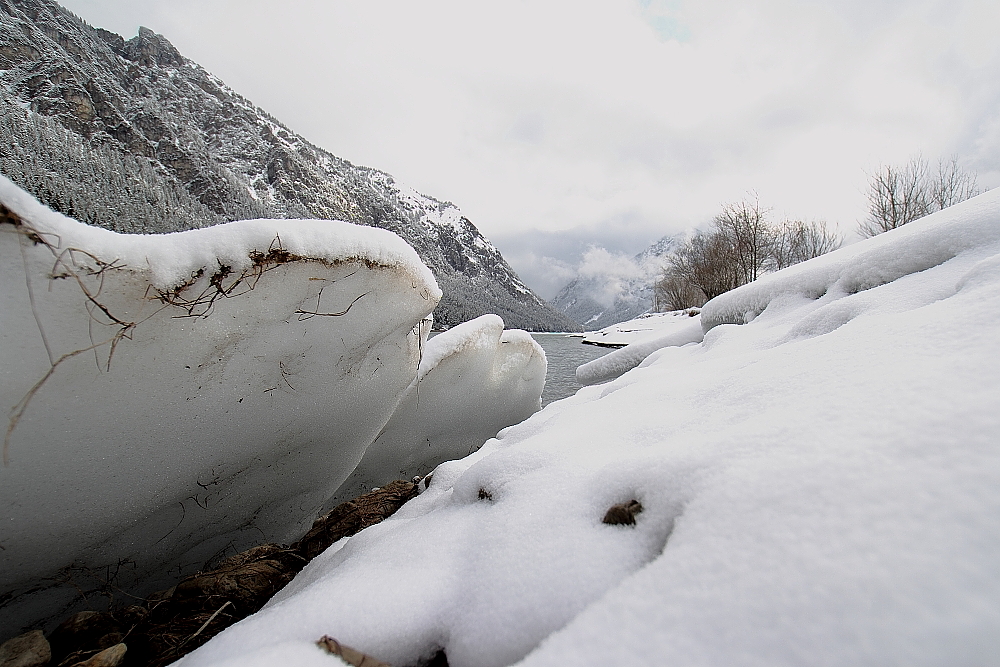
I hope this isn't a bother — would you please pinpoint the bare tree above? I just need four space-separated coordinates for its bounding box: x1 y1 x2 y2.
713 195 775 284
658 197 843 307
772 220 842 270
931 156 980 210
859 155 980 238
859 157 931 237
654 267 707 311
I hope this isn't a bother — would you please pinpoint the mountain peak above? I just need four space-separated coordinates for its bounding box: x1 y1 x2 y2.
123 25 184 67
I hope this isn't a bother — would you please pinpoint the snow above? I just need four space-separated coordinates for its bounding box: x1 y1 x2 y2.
181 188 1000 667
329 314 546 503
1 178 464 633
576 309 704 385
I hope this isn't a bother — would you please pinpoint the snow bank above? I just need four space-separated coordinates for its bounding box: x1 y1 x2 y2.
0 177 441 633
181 187 1000 667
329 314 546 503
576 310 704 385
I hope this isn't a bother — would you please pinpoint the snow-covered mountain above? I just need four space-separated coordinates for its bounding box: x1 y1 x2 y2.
0 0 579 331
550 236 676 330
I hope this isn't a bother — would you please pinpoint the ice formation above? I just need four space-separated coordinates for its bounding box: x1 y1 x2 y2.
329 314 546 503
181 189 1000 667
0 177 447 632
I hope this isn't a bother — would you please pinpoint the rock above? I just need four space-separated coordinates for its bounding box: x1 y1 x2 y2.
68 643 126 667
172 559 298 614
602 500 643 526
0 630 50 667
296 481 420 560
316 636 391 667
48 611 120 665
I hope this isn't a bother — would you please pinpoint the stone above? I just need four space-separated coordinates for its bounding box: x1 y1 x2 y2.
68 643 126 667
602 499 643 526
0 630 50 667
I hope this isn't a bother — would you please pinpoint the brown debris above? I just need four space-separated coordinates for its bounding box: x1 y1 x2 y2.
602 500 643 526
295 480 419 560
32 481 421 667
316 636 391 667
0 629 51 667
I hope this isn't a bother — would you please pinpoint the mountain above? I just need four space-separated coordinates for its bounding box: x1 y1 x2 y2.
550 235 676 330
0 0 580 331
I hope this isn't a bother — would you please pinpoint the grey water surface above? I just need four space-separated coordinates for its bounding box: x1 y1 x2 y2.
530 333 613 406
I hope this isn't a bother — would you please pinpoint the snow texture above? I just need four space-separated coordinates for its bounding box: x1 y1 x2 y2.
0 176 441 632
576 310 704 385
329 314 546 503
181 188 1000 667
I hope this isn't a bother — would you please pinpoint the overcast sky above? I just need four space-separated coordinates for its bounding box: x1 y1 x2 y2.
59 0 1000 298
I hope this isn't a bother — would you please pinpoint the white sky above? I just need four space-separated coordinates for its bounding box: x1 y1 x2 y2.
58 0 1000 298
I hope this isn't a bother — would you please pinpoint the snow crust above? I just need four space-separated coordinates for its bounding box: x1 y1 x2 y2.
0 177 440 294
181 188 1000 667
329 314 546 503
0 177 445 631
576 310 704 385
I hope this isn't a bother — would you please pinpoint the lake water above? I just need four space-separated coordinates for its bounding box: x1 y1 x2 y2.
530 333 614 406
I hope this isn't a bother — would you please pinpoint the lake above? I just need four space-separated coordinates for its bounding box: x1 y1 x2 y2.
530 333 614 406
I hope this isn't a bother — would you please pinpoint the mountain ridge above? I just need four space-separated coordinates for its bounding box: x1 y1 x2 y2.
551 235 676 330
0 0 580 331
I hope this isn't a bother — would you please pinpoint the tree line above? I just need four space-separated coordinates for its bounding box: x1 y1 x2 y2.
654 155 981 311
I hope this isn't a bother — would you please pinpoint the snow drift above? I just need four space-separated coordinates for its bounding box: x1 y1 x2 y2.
181 188 1000 667
329 314 546 504
576 309 704 385
0 177 446 633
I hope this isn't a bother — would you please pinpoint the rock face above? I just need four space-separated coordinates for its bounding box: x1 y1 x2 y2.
0 0 579 331
551 236 676 330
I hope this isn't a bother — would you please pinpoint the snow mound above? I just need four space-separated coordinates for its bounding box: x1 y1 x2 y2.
329 314 546 503
0 177 441 632
181 187 1000 667
576 310 704 385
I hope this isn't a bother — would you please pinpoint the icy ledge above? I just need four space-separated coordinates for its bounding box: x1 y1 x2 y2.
330 314 546 504
0 176 447 633
181 188 1000 667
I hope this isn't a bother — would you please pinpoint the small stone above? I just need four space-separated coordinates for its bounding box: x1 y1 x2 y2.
0 630 51 667
602 499 643 526
69 643 126 667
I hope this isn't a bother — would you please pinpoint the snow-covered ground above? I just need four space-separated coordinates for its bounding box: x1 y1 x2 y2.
580 308 702 347
576 309 705 385
181 188 1000 667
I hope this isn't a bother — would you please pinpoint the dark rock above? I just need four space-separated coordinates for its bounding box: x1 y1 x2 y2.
0 629 51 667
602 500 643 526
48 611 120 665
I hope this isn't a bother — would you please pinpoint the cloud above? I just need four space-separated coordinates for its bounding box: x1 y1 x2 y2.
58 0 1000 296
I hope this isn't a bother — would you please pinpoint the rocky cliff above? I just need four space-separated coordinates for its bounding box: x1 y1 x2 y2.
0 0 580 331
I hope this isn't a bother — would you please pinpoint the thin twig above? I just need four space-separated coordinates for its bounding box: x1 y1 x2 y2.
179 600 232 649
